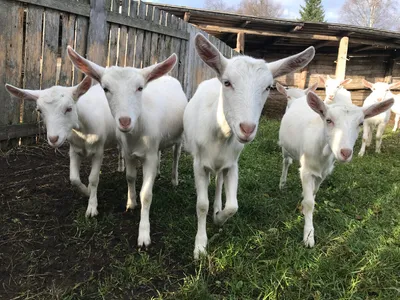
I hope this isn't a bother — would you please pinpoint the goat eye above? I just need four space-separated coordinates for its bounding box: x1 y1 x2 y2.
359 122 364 126
65 107 72 114
326 119 333 124
137 86 143 92
223 80 231 87
266 86 271 91
103 87 109 93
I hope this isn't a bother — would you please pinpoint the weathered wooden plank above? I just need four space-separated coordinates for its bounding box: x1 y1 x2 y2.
59 13 76 86
169 15 180 79
335 37 349 80
15 0 90 17
142 4 152 68
125 0 137 67
0 0 24 148
0 123 44 141
106 11 189 40
86 0 108 67
150 7 160 65
74 16 89 83
178 19 187 86
157 10 166 62
41 9 60 89
117 0 129 66
134 1 145 68
108 0 119 66
23 5 43 126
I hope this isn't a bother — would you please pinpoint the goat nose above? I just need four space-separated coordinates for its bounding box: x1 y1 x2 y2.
119 117 131 128
377 98 382 102
49 135 59 144
239 122 256 137
329 95 334 99
340 148 353 160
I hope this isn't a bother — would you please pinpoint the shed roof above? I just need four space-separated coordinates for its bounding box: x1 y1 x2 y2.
150 2 400 57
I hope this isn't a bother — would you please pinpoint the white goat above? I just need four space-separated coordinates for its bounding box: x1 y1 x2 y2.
279 91 393 247
67 47 187 247
184 33 315 259
390 94 400 132
358 80 400 156
319 75 352 104
276 82 318 109
5 77 123 217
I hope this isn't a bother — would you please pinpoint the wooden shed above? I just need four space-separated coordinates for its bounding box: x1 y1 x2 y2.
152 3 400 119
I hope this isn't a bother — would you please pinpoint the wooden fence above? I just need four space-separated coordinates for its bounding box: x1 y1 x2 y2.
0 0 237 150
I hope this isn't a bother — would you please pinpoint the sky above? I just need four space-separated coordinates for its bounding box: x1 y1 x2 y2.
148 0 346 23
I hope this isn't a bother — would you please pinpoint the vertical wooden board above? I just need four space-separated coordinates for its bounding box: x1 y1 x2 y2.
125 0 137 67
157 10 166 62
23 5 43 126
0 0 24 148
142 4 153 68
185 24 196 99
74 16 89 84
163 13 172 69
118 26 127 66
42 10 60 89
169 16 180 79
150 8 160 64
177 20 186 86
134 1 145 68
59 13 76 86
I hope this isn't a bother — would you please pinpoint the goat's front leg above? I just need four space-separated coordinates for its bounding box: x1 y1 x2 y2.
85 149 104 217
171 142 182 186
358 123 370 156
375 122 387 153
279 149 292 190
393 114 400 132
125 156 138 211
137 153 159 247
69 146 89 196
214 164 239 226
193 159 210 259
300 167 316 247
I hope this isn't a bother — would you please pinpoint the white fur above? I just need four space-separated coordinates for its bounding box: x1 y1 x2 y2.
5 79 121 217
358 81 400 156
279 92 393 247
276 82 318 110
319 75 352 105
185 33 315 259
68 47 187 247
390 94 400 132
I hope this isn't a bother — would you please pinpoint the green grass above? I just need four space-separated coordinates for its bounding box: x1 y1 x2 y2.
7 117 400 299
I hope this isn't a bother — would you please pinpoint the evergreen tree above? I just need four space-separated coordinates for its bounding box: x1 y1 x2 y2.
299 0 325 22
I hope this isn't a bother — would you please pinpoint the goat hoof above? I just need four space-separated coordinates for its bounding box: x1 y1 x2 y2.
171 178 178 186
137 235 151 248
85 206 99 218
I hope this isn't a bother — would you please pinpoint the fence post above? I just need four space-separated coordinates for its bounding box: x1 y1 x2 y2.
86 0 108 65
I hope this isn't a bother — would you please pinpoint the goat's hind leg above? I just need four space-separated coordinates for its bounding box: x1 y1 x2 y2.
375 122 387 153
171 142 182 186
358 123 370 156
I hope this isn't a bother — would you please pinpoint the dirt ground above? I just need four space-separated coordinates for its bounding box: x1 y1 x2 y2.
0 143 174 299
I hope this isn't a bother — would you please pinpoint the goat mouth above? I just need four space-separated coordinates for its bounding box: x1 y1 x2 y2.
337 156 352 163
236 135 252 144
118 127 132 133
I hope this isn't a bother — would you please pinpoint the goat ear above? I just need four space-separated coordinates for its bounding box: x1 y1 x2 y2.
5 84 40 101
362 79 374 89
340 78 352 86
194 33 227 77
72 76 92 101
67 46 104 83
363 98 394 119
141 53 177 84
389 81 400 90
305 82 318 93
319 76 326 85
275 82 287 96
268 46 315 79
307 91 327 117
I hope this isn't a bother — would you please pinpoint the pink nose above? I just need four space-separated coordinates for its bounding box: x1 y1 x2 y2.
377 98 382 102
329 95 334 100
119 117 131 128
340 148 353 160
49 136 59 144
239 122 256 137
